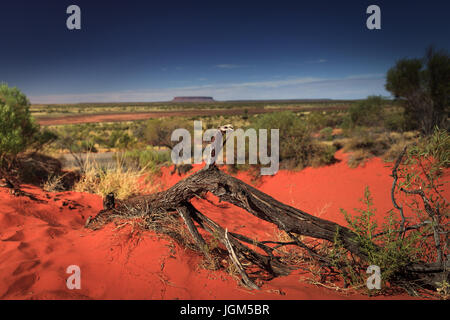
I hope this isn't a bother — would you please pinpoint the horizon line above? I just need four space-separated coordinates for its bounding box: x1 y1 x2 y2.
30 97 390 105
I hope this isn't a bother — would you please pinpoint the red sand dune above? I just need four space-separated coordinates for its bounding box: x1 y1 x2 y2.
1 150 443 300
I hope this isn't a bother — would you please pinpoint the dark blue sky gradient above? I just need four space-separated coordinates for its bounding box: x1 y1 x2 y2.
1 0 449 103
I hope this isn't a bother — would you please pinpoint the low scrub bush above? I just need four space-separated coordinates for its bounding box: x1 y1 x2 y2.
143 118 193 149
344 96 387 128
384 107 407 132
251 111 336 170
342 128 419 167
319 127 334 141
120 148 171 172
305 110 346 130
338 187 424 288
323 129 448 295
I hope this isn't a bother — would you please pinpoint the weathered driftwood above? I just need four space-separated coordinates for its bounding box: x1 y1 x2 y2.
86 162 448 291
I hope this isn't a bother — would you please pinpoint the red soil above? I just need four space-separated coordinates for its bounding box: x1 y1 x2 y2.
0 150 443 300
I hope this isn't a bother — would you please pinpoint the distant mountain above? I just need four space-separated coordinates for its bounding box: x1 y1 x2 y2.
172 96 215 102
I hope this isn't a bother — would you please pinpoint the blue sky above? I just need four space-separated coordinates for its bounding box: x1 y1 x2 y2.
1 0 449 103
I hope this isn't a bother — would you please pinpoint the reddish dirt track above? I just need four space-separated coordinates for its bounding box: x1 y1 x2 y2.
1 150 444 300
36 106 348 126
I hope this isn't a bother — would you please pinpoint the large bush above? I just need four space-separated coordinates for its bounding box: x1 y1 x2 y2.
252 111 335 169
0 84 39 162
143 118 193 149
385 47 450 135
345 96 387 128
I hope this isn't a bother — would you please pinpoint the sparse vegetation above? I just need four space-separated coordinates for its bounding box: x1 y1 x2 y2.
43 173 66 192
120 148 171 172
316 128 449 296
336 187 424 290
142 118 193 149
345 96 387 128
1 80 447 299
341 129 420 167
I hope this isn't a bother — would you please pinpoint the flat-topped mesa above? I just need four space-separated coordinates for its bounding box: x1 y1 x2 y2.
172 96 215 102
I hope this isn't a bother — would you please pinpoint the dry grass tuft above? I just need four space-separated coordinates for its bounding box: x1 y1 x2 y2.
347 149 371 168
73 155 146 200
43 174 66 192
340 129 420 168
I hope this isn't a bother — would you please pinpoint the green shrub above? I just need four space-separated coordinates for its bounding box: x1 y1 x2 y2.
107 130 122 148
242 108 249 120
252 111 336 169
80 140 98 153
0 84 39 160
384 108 406 132
312 144 337 166
330 131 448 293
385 47 450 135
144 118 193 149
320 127 333 141
336 187 424 289
107 130 133 149
306 111 345 129
346 96 387 128
120 148 171 172
0 84 55 165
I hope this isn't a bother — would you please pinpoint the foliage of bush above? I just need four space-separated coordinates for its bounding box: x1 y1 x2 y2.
0 84 38 161
320 127 333 141
397 128 449 263
383 107 407 132
0 84 56 165
341 128 420 167
385 47 450 135
344 96 387 128
107 130 132 149
305 110 346 129
328 129 448 294
143 118 193 149
51 122 139 152
338 187 424 287
251 111 336 169
120 148 171 172
343 128 391 163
